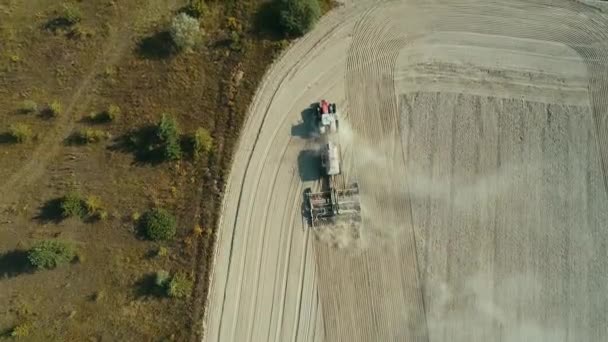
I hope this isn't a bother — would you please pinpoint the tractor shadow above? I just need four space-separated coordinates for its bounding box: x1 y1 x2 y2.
297 149 321 182
291 104 317 138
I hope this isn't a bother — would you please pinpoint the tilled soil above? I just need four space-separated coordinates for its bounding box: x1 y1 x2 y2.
204 0 608 341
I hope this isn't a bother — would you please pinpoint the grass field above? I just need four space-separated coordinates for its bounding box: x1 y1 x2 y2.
0 0 297 340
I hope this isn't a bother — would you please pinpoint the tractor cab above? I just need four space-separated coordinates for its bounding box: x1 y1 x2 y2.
315 100 338 135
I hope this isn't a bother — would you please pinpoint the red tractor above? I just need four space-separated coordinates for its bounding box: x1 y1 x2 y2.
314 100 338 135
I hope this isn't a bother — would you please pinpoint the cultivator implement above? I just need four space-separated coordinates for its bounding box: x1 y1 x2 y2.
306 181 361 229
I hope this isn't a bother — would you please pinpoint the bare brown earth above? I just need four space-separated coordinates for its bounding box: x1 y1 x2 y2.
206 0 608 341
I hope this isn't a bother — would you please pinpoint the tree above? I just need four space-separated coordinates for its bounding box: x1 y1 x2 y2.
141 208 177 241
170 13 201 51
277 0 321 36
157 114 182 161
28 240 76 270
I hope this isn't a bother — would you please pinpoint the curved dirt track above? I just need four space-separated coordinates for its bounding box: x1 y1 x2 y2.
204 1 608 341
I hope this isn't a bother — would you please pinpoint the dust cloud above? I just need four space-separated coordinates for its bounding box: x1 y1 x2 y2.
424 273 567 342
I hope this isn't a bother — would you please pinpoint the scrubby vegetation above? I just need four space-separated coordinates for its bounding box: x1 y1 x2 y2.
19 100 38 114
141 208 177 241
69 128 110 144
89 104 120 123
47 100 62 117
170 13 201 52
60 3 82 25
10 322 32 338
184 0 207 18
193 127 213 160
157 114 182 161
155 270 171 288
0 0 334 339
28 240 76 270
167 272 193 298
153 270 193 298
85 195 108 221
277 0 321 36
58 191 107 220
8 123 33 143
60 191 86 218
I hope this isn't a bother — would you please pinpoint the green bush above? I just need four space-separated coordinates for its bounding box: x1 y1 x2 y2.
61 3 82 25
61 191 86 218
20 100 38 114
277 0 321 36
28 240 76 270
157 114 182 161
193 127 213 159
8 123 33 143
167 272 193 298
170 13 201 51
142 208 177 241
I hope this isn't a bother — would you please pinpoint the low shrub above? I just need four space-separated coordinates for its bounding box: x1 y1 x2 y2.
61 191 86 218
20 100 38 114
167 272 193 298
10 322 32 337
28 240 76 270
48 100 62 116
170 13 201 52
155 270 170 287
8 123 33 143
85 195 107 220
71 128 110 144
61 3 82 25
193 127 213 159
141 208 177 241
90 104 120 123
